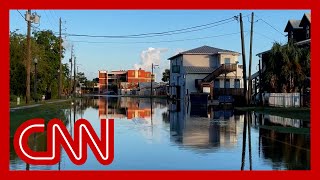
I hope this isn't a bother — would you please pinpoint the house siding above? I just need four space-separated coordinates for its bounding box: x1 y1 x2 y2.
168 47 242 98
185 74 208 94
183 54 215 68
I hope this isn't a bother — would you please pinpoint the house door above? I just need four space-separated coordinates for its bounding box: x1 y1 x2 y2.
176 86 181 100
225 79 230 88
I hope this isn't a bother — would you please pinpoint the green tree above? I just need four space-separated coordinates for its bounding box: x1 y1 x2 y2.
33 30 65 99
161 69 170 82
263 40 310 93
10 30 67 100
10 33 27 98
77 72 87 84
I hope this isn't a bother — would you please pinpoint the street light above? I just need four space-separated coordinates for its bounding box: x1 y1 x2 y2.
151 63 159 96
33 57 38 102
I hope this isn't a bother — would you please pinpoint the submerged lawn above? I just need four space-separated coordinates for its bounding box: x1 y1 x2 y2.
10 101 72 137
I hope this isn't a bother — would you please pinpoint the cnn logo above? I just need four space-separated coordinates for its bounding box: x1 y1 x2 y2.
13 118 114 165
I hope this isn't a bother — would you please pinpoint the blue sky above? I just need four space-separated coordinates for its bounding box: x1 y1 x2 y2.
10 10 310 81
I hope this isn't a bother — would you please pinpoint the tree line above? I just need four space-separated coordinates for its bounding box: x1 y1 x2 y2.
10 30 94 102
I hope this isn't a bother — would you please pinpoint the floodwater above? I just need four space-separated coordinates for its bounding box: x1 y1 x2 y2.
10 97 310 170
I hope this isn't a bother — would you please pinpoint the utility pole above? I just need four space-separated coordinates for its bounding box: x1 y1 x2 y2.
258 59 263 106
25 10 32 104
150 63 159 96
77 65 79 96
248 12 254 105
240 13 248 105
25 10 40 104
58 18 62 99
73 56 76 97
69 45 73 97
151 63 153 97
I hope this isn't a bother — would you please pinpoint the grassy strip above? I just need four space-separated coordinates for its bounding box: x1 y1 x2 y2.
10 98 72 108
10 101 72 137
235 106 310 121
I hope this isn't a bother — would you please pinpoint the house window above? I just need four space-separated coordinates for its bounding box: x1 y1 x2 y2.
234 79 240 88
132 71 135 76
214 79 220 88
224 58 231 64
172 65 180 73
306 25 310 39
290 31 294 39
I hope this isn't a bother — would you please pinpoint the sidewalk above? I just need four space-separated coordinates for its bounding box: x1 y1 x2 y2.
10 99 70 111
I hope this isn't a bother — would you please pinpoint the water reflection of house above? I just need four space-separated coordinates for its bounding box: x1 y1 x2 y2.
98 97 152 120
169 100 243 150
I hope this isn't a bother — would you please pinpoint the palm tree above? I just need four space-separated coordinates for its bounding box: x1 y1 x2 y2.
264 41 309 93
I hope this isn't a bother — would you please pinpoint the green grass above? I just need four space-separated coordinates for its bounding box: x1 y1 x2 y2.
10 101 71 137
10 98 72 108
235 106 310 121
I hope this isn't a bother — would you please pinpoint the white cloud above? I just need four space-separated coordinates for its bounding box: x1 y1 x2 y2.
134 47 168 82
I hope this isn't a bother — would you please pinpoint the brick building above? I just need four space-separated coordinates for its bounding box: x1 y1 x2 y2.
98 69 153 94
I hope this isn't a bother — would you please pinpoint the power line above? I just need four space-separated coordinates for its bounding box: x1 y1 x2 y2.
49 10 59 23
43 10 56 30
16 10 25 20
254 31 277 42
63 16 240 39
255 15 286 36
68 31 244 44
52 11 60 21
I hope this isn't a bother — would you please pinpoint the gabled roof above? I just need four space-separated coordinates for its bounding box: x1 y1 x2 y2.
299 13 311 27
168 45 240 60
284 20 302 32
184 66 216 74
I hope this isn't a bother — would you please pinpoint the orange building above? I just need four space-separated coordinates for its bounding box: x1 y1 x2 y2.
98 69 153 93
98 70 108 93
98 97 151 120
127 69 152 84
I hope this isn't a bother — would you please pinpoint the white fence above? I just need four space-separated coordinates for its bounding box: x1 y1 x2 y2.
264 114 302 128
264 93 300 107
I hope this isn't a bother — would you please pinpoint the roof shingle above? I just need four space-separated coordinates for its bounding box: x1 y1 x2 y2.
168 45 239 60
284 20 302 32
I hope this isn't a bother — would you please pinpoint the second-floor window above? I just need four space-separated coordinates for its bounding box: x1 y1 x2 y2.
224 58 231 64
172 65 180 73
306 25 310 39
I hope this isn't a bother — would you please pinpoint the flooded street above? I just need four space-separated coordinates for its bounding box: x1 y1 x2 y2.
10 97 310 170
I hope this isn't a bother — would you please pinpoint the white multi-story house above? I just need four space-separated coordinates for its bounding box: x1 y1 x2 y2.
168 45 243 99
